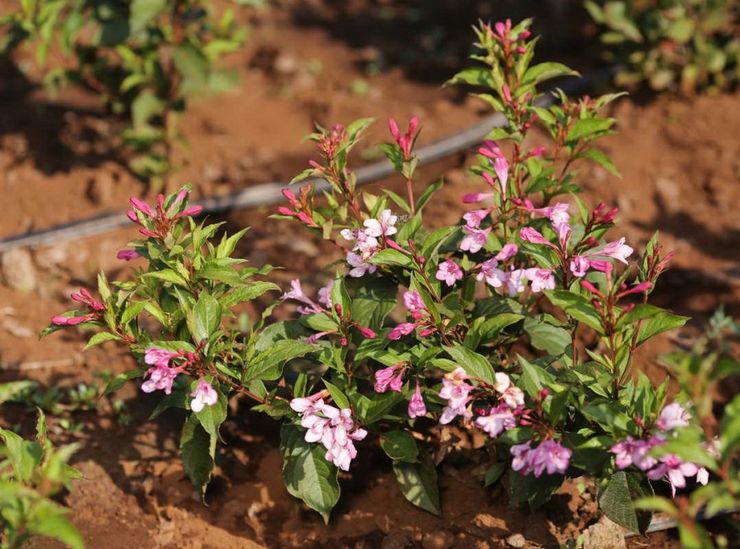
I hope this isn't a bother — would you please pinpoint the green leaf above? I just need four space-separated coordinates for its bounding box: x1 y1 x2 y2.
636 312 689 346
180 414 216 498
143 268 188 287
522 62 578 85
446 344 495 385
0 380 37 405
517 355 557 399
580 148 621 177
246 340 314 382
195 392 228 440
484 462 506 487
380 430 419 463
509 470 562 508
26 501 84 549
546 290 604 334
322 380 350 409
190 293 222 343
523 315 571 356
83 331 121 350
369 248 413 268
566 118 614 142
392 449 440 515
347 277 397 330
103 368 145 396
0 428 41 481
599 471 654 534
220 282 280 308
129 0 166 34
447 66 493 87
281 424 340 523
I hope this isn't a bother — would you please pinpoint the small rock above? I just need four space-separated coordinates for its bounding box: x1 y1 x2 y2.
274 53 299 75
506 533 526 548
582 517 626 549
381 530 411 549
35 245 68 271
422 530 454 549
1 248 37 292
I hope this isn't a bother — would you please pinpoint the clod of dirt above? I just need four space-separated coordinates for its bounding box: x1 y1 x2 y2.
506 533 526 548
422 529 455 549
581 517 626 549
1 248 37 292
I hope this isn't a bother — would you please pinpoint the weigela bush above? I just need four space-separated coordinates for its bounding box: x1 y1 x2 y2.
586 0 739 93
0 0 248 185
46 18 737 535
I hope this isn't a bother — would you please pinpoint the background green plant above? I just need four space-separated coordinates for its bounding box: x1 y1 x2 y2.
0 410 82 549
0 0 250 188
585 0 739 93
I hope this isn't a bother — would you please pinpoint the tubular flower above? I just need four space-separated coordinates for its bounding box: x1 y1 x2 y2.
436 260 463 286
191 379 218 412
408 382 427 419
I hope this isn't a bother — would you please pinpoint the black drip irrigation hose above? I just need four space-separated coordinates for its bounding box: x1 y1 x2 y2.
0 68 615 253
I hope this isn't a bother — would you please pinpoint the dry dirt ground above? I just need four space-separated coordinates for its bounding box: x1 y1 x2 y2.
1 1 738 548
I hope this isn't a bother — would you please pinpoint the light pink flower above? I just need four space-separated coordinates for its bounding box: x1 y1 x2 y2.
463 192 494 204
475 404 516 438
494 243 518 261
506 269 527 296
347 251 377 278
374 365 405 393
436 260 463 286
512 440 571 477
141 363 179 395
144 347 179 368
408 382 427 419
281 279 323 314
317 280 334 308
463 209 489 229
611 436 660 471
477 259 508 290
519 227 553 247
364 209 398 238
525 268 556 293
190 379 218 413
388 322 417 340
460 226 491 253
647 454 700 497
569 256 590 277
403 290 425 314
493 157 509 197
656 402 691 431
600 237 634 264
439 367 473 424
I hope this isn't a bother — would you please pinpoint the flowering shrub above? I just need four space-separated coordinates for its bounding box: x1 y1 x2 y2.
585 0 739 93
45 18 736 537
0 411 82 549
0 0 248 185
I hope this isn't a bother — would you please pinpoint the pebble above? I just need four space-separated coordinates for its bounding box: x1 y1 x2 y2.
1 248 37 292
582 517 626 549
506 533 526 548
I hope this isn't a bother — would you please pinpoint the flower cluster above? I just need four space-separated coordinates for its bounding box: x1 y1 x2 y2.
511 440 572 477
341 209 398 277
388 290 436 340
290 395 367 471
126 189 203 241
611 403 708 495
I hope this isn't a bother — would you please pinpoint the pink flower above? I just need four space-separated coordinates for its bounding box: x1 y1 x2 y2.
460 226 491 253
116 249 141 261
144 347 179 368
493 157 509 197
505 269 527 296
525 268 556 293
52 314 93 326
463 192 494 204
374 365 405 393
408 382 427 419
403 291 425 314
364 209 398 238
477 259 508 290
519 200 570 226
555 223 571 249
494 372 525 409
190 379 218 413
388 322 417 340
71 288 105 311
494 243 518 261
600 237 634 264
389 117 420 160
519 227 554 247
141 363 178 395
611 436 660 471
281 279 323 315
129 197 155 218
463 209 489 229
656 403 691 431
317 280 334 308
439 367 473 424
347 251 377 278
647 454 700 497
475 404 516 438
436 260 463 286
569 256 590 277
511 440 571 477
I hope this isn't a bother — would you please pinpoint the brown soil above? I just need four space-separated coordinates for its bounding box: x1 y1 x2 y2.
2 1 738 548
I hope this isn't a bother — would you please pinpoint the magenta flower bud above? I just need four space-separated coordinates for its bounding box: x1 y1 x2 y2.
126 210 139 223
579 279 603 298
51 314 87 326
281 187 297 202
388 322 416 341
463 192 494 204
519 227 550 246
502 84 512 104
130 197 154 217
116 249 140 261
277 206 294 216
357 325 376 339
180 205 203 217
388 118 401 141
